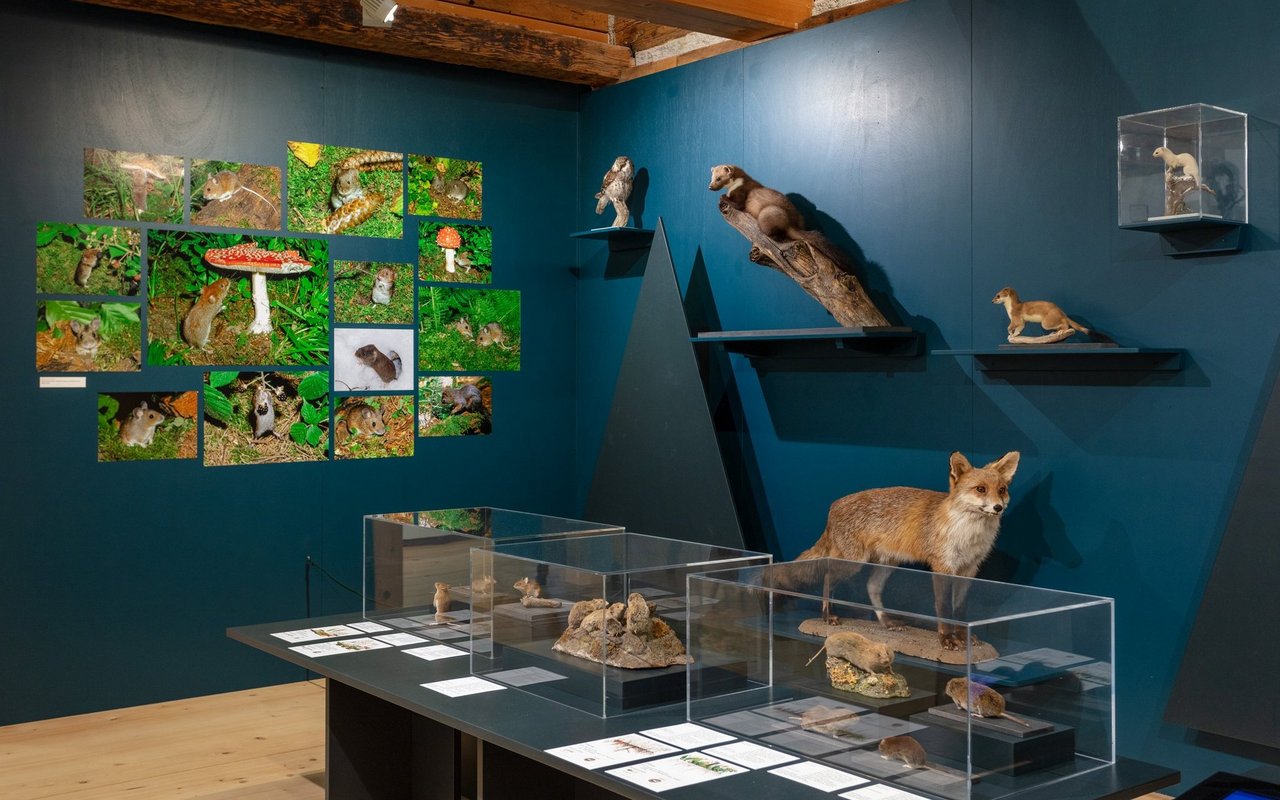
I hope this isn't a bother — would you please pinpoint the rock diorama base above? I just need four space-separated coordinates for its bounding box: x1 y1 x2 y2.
553 594 693 670
799 617 1001 664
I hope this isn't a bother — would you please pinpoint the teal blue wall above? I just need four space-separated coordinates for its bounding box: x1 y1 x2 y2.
0 4 581 724
576 0 1279 789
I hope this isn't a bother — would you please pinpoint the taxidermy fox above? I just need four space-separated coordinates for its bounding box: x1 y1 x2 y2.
798 451 1020 649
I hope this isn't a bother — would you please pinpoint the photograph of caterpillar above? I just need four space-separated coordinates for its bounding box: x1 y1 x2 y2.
286 142 404 238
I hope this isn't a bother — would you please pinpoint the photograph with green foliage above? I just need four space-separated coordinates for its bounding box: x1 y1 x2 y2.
202 371 329 466
83 148 184 224
190 159 281 231
418 376 491 437
36 222 141 296
418 286 520 372
146 229 329 367
286 141 403 238
36 300 140 373
98 391 198 462
418 221 492 284
335 395 414 460
407 154 482 220
334 261 413 325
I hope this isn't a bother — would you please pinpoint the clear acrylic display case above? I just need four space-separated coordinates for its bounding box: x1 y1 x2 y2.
469 532 771 717
1118 103 1247 228
687 559 1114 800
362 507 622 624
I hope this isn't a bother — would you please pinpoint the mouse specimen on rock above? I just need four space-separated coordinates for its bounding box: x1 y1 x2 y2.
945 678 1029 726
74 248 99 288
120 401 164 447
354 344 402 384
805 631 894 674
182 278 231 349
201 170 277 214
992 287 1089 342
514 576 561 608
371 266 395 306
69 317 102 357
251 386 276 438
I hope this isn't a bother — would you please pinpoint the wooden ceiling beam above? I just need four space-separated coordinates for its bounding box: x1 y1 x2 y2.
613 19 688 52
76 0 632 86
425 0 613 37
554 0 811 42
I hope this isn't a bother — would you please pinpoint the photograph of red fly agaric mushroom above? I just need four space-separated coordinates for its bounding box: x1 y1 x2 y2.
145 230 329 367
407 154 482 220
286 141 403 238
202 370 330 467
418 221 492 284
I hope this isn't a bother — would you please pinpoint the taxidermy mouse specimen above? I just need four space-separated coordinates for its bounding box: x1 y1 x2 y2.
442 383 484 415
354 344 402 384
330 168 364 210
251 386 276 439
945 678 1029 726
797 450 1020 650
120 401 164 447
182 278 231 349
338 402 387 438
476 322 510 349
74 248 99 288
805 631 894 674
434 582 451 615
201 170 277 214
69 317 102 357
1153 146 1201 185
992 287 1089 339
513 577 545 598
371 266 395 306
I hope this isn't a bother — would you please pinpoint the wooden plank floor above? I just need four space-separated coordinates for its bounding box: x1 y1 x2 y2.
0 681 325 800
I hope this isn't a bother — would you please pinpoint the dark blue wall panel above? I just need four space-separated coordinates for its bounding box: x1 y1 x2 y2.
0 3 581 724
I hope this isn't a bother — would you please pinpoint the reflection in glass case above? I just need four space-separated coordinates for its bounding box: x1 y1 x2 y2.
362 507 622 624
1118 103 1247 228
687 559 1114 800
470 532 771 717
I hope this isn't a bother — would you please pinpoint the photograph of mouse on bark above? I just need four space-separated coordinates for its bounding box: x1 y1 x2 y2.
418 221 492 284
36 300 140 373
418 376 492 437
334 261 414 325
334 395 414 460
418 286 520 372
286 142 403 238
202 371 329 466
190 160 281 231
36 222 141 296
407 154 482 220
83 148 184 224
98 391 198 462
146 230 329 367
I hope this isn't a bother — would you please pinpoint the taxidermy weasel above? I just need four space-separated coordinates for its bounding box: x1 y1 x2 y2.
992 287 1089 338
1153 146 1201 186
797 451 1020 650
708 164 808 242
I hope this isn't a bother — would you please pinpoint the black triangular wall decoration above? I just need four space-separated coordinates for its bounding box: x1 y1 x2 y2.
584 219 744 548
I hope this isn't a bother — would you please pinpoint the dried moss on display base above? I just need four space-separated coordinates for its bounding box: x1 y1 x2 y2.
553 593 692 669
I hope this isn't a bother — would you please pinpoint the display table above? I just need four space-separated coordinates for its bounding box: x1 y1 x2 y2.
229 613 1178 800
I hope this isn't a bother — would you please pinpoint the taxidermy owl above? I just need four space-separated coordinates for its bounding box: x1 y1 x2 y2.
594 155 635 228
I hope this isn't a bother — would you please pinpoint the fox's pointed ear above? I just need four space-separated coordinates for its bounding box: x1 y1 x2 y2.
949 451 972 486
989 451 1020 481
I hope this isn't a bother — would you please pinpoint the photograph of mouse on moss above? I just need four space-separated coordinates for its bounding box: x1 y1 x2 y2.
334 261 413 325
36 300 140 373
418 221 492 284
97 391 198 462
202 371 329 466
83 147 184 224
407 154 482 220
146 229 329 367
36 221 141 296
190 159 281 231
286 141 403 238
418 286 520 372
334 396 414 460
417 376 491 437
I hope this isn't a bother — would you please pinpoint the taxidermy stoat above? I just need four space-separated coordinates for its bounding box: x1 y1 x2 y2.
992 287 1089 338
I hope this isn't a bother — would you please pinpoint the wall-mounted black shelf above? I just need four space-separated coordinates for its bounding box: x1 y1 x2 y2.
569 226 655 251
1120 216 1245 256
934 344 1184 372
692 326 920 359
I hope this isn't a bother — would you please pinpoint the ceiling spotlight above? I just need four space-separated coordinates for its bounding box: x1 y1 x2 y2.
362 0 398 27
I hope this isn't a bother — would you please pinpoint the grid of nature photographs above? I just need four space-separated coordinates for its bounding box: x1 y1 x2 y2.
41 139 508 464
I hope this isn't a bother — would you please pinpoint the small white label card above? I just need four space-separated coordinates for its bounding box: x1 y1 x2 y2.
546 733 679 769
769 761 869 792
349 621 394 633
703 741 798 769
605 752 746 791
841 784 931 800
486 667 568 687
289 637 393 657
272 625 363 643
374 633 429 646
639 722 735 749
423 627 468 640
421 676 505 697
404 645 467 661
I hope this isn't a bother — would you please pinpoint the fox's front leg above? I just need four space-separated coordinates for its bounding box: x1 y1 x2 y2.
933 570 978 651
